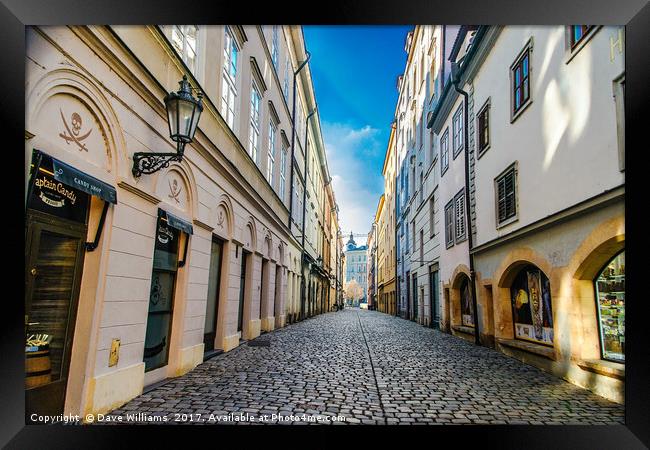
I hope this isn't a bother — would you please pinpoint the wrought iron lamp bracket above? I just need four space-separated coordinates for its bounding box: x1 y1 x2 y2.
132 141 186 178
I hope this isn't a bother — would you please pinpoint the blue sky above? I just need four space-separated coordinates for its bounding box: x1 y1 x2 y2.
303 26 412 244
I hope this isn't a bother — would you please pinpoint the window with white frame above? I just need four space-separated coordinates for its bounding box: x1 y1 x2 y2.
171 25 199 74
440 128 449 176
249 81 262 163
452 104 464 158
267 120 277 186
429 195 435 238
271 25 279 71
279 142 288 201
454 189 466 242
221 29 239 130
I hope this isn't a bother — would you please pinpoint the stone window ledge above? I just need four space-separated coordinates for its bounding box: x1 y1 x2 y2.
452 325 475 336
577 359 625 381
497 338 556 360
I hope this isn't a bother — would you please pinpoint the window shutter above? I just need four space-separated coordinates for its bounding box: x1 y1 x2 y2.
455 193 465 240
497 167 516 224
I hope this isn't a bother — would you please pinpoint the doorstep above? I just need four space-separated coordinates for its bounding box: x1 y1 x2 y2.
577 359 625 380
497 338 557 360
451 325 476 336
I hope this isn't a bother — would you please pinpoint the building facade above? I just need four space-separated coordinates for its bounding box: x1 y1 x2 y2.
344 233 368 306
24 25 340 420
377 25 625 404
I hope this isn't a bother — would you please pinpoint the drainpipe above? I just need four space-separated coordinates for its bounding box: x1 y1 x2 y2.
288 51 311 231
451 60 481 346
300 106 317 320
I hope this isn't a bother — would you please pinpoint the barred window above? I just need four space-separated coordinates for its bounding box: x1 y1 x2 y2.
496 165 517 225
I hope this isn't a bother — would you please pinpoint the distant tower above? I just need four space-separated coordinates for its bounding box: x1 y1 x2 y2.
346 231 356 251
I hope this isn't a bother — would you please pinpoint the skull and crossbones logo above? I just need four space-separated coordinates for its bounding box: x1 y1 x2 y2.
59 109 92 151
168 178 182 204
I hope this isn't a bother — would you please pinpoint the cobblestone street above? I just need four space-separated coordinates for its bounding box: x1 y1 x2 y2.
106 309 624 425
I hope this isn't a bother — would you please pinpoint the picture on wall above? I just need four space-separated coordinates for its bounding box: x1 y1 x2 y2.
461 276 474 327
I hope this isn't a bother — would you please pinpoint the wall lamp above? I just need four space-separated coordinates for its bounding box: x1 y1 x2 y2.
132 75 203 177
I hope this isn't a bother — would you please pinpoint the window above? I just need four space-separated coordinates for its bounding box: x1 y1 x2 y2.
511 45 531 117
279 142 288 202
171 25 199 74
411 220 415 259
454 189 466 242
429 128 435 166
249 81 262 163
429 196 435 238
283 59 290 102
477 99 490 157
594 251 625 362
419 171 424 204
511 265 554 345
570 25 595 49
267 121 277 186
444 200 454 248
419 229 424 263
271 25 279 70
221 28 238 129
405 222 409 254
452 104 464 158
460 275 474 327
495 165 517 226
440 128 449 176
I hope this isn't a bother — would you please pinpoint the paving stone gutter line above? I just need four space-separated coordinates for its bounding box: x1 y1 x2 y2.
355 310 388 425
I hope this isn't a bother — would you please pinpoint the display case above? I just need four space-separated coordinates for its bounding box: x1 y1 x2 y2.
594 251 625 362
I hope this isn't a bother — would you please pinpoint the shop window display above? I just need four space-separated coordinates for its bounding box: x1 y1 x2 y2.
510 265 553 345
594 251 625 362
460 276 474 327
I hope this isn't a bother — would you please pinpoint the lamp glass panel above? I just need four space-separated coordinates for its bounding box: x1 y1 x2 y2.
166 97 179 139
178 100 195 142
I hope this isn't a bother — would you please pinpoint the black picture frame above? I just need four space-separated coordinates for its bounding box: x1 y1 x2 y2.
4 0 648 447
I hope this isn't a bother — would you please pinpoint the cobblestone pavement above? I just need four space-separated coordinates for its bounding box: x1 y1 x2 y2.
103 309 624 425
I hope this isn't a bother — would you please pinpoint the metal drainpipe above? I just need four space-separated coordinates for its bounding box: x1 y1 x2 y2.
288 51 311 230
451 64 481 346
300 107 317 320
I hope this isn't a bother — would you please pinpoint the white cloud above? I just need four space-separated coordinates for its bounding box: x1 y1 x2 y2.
323 121 385 245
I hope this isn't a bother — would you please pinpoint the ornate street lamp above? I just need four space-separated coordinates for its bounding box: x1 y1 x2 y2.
132 75 203 177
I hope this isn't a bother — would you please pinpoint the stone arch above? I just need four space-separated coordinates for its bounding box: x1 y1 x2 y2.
565 216 625 360
26 68 126 177
263 230 272 260
491 247 555 344
243 218 257 253
278 242 285 268
450 264 472 289
570 216 625 282
214 194 234 241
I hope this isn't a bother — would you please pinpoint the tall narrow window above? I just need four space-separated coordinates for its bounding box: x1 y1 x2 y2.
279 143 288 202
221 28 238 129
283 59 290 102
429 196 435 238
477 100 490 157
444 199 454 248
271 25 279 70
512 46 531 116
171 25 199 74
452 104 464 158
420 229 424 263
496 165 517 226
267 120 276 186
249 81 261 163
419 171 424 204
454 189 466 242
440 128 449 176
